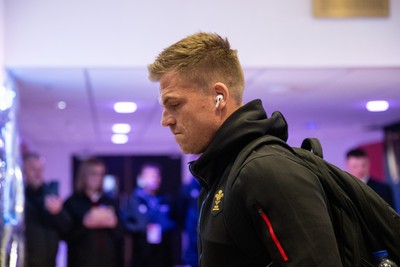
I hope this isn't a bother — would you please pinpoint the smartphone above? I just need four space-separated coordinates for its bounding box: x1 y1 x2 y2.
44 180 59 196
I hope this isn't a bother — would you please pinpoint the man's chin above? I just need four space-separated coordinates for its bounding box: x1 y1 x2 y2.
177 143 192 154
179 147 192 154
178 144 203 155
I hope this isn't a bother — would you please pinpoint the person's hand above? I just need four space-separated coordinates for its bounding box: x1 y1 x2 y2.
83 206 117 229
95 206 118 228
102 208 118 228
44 195 63 215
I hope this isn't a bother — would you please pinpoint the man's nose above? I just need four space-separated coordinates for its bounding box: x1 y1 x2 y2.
161 109 175 127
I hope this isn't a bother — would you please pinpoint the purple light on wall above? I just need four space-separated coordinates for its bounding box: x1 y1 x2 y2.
306 121 318 130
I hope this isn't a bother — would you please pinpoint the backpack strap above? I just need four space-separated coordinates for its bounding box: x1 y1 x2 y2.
301 138 323 158
228 135 293 186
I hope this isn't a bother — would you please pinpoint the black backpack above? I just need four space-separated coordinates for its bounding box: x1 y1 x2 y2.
228 135 400 267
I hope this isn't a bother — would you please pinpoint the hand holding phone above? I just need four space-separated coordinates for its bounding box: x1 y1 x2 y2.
44 181 59 196
44 195 63 214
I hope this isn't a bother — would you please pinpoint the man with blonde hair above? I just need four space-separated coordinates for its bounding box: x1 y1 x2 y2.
148 32 341 266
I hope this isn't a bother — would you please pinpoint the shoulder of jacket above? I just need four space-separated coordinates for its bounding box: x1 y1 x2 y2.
239 143 292 169
228 144 303 190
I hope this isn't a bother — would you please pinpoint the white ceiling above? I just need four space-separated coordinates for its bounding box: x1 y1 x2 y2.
9 67 400 154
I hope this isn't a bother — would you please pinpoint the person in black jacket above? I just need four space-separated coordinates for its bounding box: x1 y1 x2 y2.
23 152 67 267
62 157 122 267
147 32 342 267
346 148 394 207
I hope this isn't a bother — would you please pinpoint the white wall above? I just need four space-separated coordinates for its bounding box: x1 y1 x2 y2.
4 0 400 68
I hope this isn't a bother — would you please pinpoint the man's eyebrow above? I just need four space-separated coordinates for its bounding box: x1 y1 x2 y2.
159 95 177 106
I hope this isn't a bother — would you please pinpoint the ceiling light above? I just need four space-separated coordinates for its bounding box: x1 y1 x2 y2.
113 102 137 113
111 134 128 144
112 123 131 134
57 101 67 110
366 100 389 112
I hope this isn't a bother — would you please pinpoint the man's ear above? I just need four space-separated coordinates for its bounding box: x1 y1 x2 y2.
213 83 229 109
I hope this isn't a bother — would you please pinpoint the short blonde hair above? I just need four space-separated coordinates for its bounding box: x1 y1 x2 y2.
148 32 244 104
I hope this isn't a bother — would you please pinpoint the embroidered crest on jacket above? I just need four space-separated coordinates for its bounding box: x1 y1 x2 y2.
212 190 224 211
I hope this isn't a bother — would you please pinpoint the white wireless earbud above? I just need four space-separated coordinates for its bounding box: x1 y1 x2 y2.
215 95 223 108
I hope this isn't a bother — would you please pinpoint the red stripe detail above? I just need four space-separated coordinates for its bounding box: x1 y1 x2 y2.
259 211 289 262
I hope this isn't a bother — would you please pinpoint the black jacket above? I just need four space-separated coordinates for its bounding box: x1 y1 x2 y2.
62 193 123 267
190 100 341 267
24 185 62 267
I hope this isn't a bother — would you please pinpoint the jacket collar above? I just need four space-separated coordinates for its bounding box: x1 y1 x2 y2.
190 99 288 188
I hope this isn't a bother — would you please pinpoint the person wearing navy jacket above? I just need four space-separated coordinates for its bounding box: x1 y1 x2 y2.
346 148 394 207
178 176 201 267
122 163 177 267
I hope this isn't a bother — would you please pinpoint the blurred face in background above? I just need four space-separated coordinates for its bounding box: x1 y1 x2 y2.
24 157 45 189
85 163 105 193
138 165 162 195
346 156 370 181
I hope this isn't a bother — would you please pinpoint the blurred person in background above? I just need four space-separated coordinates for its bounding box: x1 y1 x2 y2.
23 152 67 267
122 162 177 267
62 157 122 267
178 175 200 267
346 147 394 207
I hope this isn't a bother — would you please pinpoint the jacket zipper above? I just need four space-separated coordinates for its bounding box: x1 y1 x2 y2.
254 203 289 262
189 163 210 266
197 190 211 266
